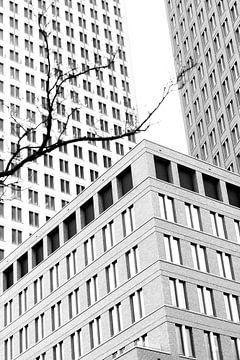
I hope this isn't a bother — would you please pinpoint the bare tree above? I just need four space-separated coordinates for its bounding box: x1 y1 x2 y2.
0 7 196 189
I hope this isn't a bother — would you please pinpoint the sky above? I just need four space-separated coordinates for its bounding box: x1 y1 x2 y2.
123 0 188 154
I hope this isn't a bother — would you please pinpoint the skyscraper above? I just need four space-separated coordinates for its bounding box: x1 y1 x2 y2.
0 0 137 257
165 0 240 171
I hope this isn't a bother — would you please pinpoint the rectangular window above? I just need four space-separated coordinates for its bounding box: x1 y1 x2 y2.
84 236 95 266
34 276 43 304
50 263 59 292
102 221 114 251
86 275 98 306
210 212 226 238
224 293 240 322
81 197 94 227
4 299 13 326
109 303 122 336
19 288 28 315
35 313 44 342
66 250 77 279
126 245 139 278
164 235 181 264
217 251 234 279
3 265 14 291
117 166 133 197
70 330 82 360
129 288 144 323
51 301 62 331
178 165 196 191
234 220 240 243
47 227 60 255
68 288 80 319
122 205 134 237
159 194 175 221
185 203 201 230
4 336 13 360
19 325 28 353
170 278 188 308
53 341 63 360
98 182 113 213
191 243 208 272
175 324 194 357
204 332 222 360
197 286 215 316
154 156 171 182
231 338 240 360
106 260 118 293
89 316 101 349
32 240 44 267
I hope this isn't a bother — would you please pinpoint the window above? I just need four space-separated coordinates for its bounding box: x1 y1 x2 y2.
70 330 82 360
210 212 226 238
63 212 77 241
224 293 240 322
227 183 240 208
197 286 215 316
185 203 201 230
48 227 59 255
217 251 234 279
234 220 240 244
122 205 134 237
89 317 101 349
19 288 28 315
164 235 181 264
169 278 188 308
106 261 118 293
159 194 175 221
81 197 94 227
191 243 208 272
53 341 63 360
17 252 28 279
51 301 62 331
68 288 80 319
32 240 44 268
86 275 98 306
84 236 95 266
50 263 59 292
3 265 13 291
175 324 194 357
231 338 240 360
66 250 77 279
35 313 44 342
109 303 122 336
29 211 39 227
203 174 220 200
178 165 196 191
204 332 222 360
98 182 113 213
154 156 171 182
4 337 13 360
4 299 13 326
19 325 28 353
126 245 139 278
117 166 133 197
34 276 43 304
102 221 114 251
130 289 144 323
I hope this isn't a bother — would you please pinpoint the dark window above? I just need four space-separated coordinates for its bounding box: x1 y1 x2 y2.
17 252 28 279
32 240 43 267
203 174 221 200
154 156 171 182
64 212 77 241
0 249 3 261
117 166 133 198
81 197 95 227
227 183 240 207
99 182 113 213
47 227 60 255
3 264 14 291
178 165 197 192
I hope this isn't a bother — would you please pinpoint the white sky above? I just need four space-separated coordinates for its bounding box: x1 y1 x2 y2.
123 0 188 154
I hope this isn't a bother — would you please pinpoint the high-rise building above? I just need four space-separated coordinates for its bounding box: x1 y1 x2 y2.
0 0 137 257
2 139 240 360
165 0 240 171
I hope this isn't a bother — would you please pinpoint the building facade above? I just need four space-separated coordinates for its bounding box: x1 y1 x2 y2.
2 140 240 359
165 0 240 172
0 0 137 257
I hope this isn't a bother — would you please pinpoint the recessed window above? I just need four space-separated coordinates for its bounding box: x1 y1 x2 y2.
98 182 113 213
47 227 60 255
17 252 28 279
203 174 221 200
81 197 94 227
64 212 77 241
227 183 240 208
117 166 133 198
178 165 197 191
154 156 171 182
3 264 14 291
32 240 43 267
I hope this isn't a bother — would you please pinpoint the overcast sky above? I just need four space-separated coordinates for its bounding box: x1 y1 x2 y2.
123 0 188 154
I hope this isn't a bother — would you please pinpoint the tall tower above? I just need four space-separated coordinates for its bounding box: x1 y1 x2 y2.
0 0 137 257
165 0 240 171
